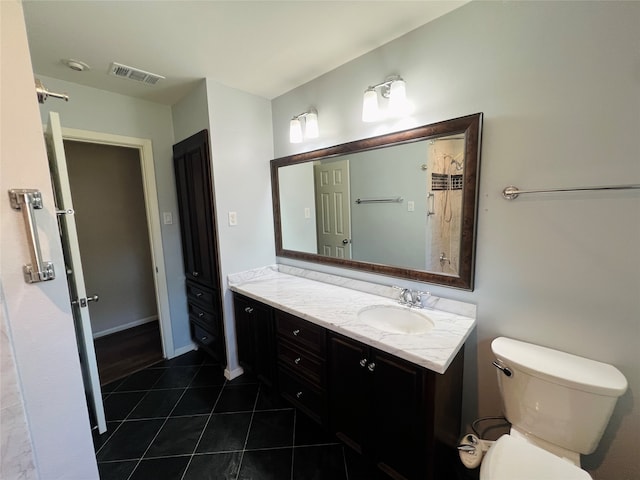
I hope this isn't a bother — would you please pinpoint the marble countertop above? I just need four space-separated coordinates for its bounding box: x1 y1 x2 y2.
228 266 476 374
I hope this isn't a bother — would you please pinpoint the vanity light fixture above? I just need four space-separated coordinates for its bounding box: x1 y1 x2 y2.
362 75 407 122
289 108 319 143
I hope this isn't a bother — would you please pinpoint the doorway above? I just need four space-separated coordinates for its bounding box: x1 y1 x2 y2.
64 140 163 384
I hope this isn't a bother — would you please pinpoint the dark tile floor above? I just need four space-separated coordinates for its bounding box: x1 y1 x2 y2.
94 349 476 480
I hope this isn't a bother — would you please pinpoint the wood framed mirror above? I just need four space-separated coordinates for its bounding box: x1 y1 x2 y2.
271 113 483 290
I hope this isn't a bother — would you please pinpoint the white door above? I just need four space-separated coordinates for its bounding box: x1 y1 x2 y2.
314 159 352 258
45 112 106 434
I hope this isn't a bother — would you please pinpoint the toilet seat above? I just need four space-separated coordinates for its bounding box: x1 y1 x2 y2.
480 435 592 480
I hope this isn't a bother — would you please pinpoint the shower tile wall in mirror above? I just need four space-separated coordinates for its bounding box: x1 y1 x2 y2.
271 113 483 290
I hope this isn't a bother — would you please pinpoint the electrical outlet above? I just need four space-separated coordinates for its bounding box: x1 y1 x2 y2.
162 212 173 224
228 211 238 226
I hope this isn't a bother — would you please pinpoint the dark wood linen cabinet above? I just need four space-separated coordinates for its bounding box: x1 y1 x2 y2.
173 130 226 363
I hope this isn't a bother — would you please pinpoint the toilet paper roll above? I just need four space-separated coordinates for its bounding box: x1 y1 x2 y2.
458 433 483 469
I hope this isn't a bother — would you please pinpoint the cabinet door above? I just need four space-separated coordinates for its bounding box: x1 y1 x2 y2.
327 334 369 454
173 130 219 287
369 349 426 480
234 295 275 386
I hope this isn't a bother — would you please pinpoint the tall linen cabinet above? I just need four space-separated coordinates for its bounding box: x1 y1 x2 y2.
173 130 226 363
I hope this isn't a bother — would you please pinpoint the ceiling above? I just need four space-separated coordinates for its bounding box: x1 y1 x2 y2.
22 1 467 105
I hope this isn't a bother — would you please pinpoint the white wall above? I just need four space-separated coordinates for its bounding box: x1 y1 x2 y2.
205 79 276 375
0 1 99 478
272 2 640 478
35 76 193 352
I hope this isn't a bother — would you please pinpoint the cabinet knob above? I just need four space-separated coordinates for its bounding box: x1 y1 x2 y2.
359 358 368 367
198 312 204 318
244 306 254 313
367 362 376 372
192 271 199 277
293 329 300 336
201 335 208 341
294 357 301 365
196 292 203 298
296 391 303 399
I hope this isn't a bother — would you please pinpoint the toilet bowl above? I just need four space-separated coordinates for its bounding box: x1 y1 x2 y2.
480 435 591 480
476 337 627 480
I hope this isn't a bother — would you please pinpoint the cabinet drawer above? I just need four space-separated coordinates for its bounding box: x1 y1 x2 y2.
188 302 219 329
278 367 325 424
276 311 325 356
191 321 217 350
277 339 324 386
186 281 218 309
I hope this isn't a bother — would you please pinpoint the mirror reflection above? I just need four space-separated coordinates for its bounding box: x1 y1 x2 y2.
272 113 482 290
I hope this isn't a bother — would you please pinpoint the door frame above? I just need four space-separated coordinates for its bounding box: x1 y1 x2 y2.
60 127 174 357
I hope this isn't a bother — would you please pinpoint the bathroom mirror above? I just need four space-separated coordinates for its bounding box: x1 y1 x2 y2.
271 113 483 290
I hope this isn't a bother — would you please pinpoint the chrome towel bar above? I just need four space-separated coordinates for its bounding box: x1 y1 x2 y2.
8 189 56 283
355 196 403 204
502 184 640 200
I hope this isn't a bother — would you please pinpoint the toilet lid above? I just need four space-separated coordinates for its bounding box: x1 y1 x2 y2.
480 435 592 480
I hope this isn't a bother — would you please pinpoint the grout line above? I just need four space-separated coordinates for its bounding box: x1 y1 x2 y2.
123 363 201 480
234 382 262 480
179 370 228 480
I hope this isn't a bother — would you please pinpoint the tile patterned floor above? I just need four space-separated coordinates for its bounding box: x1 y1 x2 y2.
94 350 476 480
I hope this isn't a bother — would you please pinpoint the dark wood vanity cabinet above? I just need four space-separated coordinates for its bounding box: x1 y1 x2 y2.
232 293 464 480
174 130 225 363
328 332 464 480
234 294 276 387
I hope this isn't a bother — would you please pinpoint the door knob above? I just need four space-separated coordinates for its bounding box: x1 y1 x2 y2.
87 294 99 303
342 239 350 245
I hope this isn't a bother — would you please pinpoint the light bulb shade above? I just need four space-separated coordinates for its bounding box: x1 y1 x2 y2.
289 118 303 143
362 88 379 122
305 112 319 139
388 79 408 116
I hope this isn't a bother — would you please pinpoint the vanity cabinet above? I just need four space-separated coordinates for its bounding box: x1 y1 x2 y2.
231 293 465 480
234 294 276 387
328 332 464 480
275 310 327 424
173 130 225 363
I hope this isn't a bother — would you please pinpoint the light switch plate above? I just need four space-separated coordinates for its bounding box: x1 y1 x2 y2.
407 201 415 212
228 211 238 226
163 212 173 224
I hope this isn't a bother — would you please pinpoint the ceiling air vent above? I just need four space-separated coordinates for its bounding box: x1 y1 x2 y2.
108 62 164 85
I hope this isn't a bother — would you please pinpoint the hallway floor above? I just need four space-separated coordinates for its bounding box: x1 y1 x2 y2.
94 349 476 480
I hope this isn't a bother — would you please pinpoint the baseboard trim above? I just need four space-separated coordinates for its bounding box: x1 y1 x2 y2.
93 316 158 339
170 343 197 359
224 366 244 381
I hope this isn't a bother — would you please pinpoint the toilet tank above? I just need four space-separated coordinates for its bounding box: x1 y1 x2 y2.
491 337 627 455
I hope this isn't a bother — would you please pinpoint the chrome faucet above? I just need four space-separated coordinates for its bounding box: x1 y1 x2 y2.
394 287 429 308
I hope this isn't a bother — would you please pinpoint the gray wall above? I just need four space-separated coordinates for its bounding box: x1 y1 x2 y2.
272 2 640 478
35 76 192 352
348 142 427 269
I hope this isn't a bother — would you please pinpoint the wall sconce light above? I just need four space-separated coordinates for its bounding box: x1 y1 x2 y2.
362 75 407 122
289 108 319 143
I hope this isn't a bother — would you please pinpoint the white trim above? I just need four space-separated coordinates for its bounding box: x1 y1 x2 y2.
92 316 158 339
172 343 197 358
60 127 175 358
224 366 244 381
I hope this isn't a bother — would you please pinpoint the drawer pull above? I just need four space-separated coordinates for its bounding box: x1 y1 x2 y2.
196 292 203 298
201 335 208 341
359 358 368 367
296 391 303 399
294 357 301 365
244 306 254 313
367 362 376 372
198 312 204 318
293 329 300 336
192 271 199 277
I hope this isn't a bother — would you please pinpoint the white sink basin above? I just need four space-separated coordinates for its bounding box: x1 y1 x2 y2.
358 305 435 334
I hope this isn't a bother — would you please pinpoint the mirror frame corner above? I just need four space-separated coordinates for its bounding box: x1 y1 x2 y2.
271 112 483 291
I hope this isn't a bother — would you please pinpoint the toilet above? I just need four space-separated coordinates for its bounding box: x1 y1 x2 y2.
480 336 628 479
